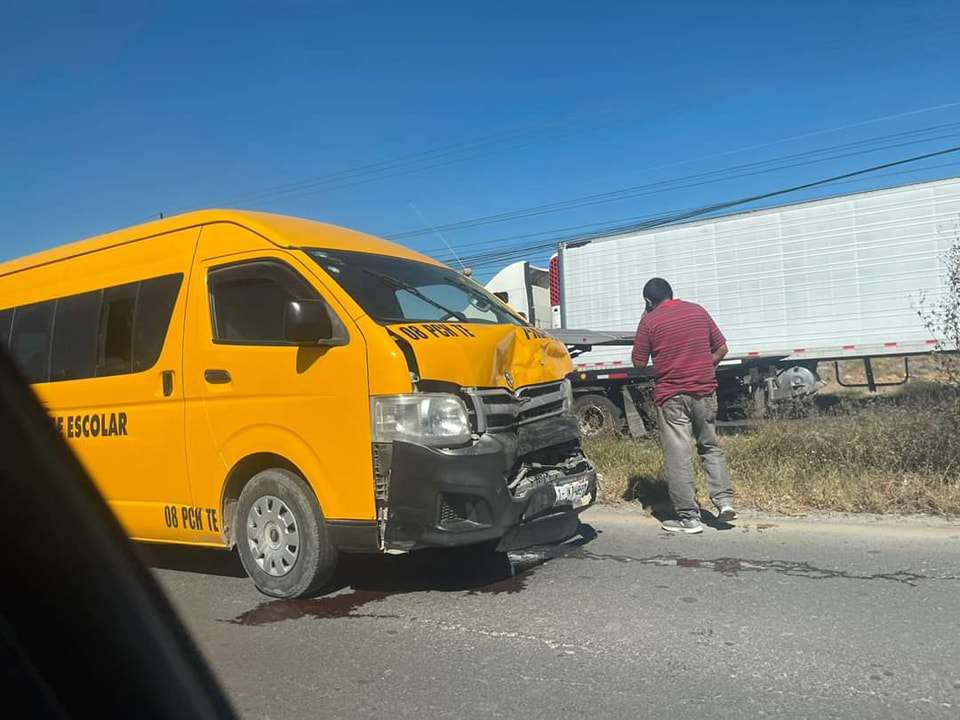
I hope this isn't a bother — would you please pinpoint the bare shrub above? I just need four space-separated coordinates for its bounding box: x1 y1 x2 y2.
920 232 960 391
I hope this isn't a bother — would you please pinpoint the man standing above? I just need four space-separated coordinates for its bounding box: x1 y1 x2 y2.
632 278 735 534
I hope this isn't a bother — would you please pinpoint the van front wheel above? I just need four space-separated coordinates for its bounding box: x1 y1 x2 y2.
236 468 338 599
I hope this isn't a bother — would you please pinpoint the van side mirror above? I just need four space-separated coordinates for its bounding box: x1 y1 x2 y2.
284 299 334 344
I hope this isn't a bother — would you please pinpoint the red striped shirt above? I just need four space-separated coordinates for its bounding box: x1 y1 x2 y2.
631 299 726 405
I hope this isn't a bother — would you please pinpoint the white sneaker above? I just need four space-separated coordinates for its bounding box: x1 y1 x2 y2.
717 505 737 521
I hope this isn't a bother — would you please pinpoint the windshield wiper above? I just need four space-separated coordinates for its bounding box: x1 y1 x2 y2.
362 269 468 322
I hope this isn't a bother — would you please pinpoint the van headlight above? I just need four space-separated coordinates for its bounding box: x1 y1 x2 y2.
371 394 472 447
561 378 574 413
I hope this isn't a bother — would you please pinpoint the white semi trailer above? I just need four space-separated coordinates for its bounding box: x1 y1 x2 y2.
487 176 959 435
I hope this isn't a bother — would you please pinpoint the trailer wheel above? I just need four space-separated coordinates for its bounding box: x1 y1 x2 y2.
573 394 623 437
236 468 338 599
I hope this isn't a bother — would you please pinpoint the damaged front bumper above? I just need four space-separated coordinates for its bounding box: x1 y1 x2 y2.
381 414 598 552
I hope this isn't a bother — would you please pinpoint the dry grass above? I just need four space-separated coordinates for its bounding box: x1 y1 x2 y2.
586 381 960 516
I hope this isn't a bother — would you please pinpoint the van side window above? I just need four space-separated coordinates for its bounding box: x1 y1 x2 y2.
209 260 320 344
10 301 55 383
133 275 183 371
3 273 183 384
98 282 138 377
51 291 100 381
0 308 12 350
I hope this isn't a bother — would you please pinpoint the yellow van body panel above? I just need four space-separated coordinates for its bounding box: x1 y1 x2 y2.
0 209 440 280
353 315 417 395
180 222 375 544
0 209 590 559
2 226 199 542
385 322 573 390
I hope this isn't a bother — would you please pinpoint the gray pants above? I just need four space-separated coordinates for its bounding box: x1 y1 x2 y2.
656 393 734 520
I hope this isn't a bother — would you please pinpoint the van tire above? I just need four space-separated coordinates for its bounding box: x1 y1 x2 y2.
573 394 624 437
235 468 337 599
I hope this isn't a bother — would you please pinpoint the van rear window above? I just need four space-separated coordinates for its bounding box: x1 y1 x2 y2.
306 249 523 326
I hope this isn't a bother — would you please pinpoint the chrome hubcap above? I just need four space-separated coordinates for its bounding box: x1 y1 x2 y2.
247 495 300 577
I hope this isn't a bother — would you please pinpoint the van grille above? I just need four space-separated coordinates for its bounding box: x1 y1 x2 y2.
465 380 567 433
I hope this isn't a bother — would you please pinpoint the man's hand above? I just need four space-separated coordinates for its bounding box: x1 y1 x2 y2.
712 343 728 366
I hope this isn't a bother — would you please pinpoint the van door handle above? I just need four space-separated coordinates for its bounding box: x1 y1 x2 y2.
161 370 175 397
204 369 232 384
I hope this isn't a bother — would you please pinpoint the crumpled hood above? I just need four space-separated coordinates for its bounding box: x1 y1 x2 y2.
388 322 573 389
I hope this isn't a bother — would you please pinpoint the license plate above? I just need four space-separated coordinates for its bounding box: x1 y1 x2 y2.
554 478 591 507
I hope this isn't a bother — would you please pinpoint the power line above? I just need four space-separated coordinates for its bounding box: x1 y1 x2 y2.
644 100 960 177
162 102 653 217
388 123 960 242
443 146 960 271
424 142 960 262
432 159 960 268
136 99 960 225
226 100 960 208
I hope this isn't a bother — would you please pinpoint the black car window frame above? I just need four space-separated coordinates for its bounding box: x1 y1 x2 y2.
207 258 348 347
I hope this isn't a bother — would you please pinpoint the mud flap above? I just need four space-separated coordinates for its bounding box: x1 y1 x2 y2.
622 385 647 437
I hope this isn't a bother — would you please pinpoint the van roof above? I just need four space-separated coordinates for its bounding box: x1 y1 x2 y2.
0 209 442 277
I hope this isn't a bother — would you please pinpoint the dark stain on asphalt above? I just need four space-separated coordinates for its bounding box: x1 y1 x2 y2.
228 589 397 626
547 548 954 586
227 555 541 626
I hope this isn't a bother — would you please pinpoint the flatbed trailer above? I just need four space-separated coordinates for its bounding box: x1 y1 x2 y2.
553 329 798 435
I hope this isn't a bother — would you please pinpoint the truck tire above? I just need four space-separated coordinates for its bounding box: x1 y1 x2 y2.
573 394 624 437
236 468 338 599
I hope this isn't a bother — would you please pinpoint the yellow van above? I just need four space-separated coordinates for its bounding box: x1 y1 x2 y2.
0 211 596 597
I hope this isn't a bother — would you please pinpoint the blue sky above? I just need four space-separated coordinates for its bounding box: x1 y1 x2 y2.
3 1 960 278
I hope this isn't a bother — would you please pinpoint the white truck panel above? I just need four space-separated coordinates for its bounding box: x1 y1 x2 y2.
561 177 959 368
485 261 553 328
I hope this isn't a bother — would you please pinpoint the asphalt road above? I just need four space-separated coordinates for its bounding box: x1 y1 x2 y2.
144 507 960 719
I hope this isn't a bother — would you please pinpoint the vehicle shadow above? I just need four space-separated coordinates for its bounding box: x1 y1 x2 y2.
136 521 600 592
135 543 248 578
328 521 600 596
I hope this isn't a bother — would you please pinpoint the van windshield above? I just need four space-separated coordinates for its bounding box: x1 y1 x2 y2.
306 249 525 326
